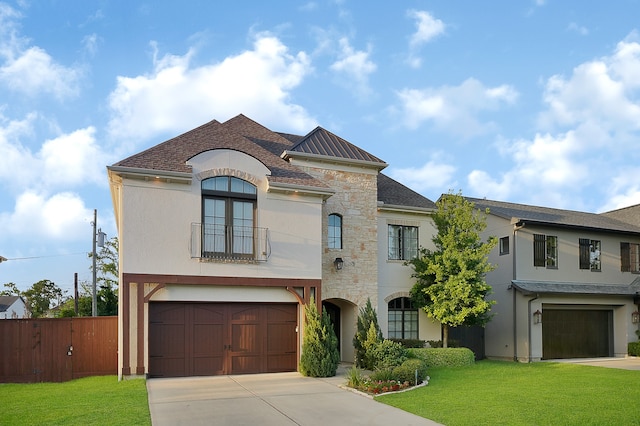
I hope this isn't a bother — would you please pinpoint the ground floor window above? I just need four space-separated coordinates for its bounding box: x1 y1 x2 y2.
388 297 418 339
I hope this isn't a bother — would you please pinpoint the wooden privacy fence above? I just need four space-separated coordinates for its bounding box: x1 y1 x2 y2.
0 316 117 383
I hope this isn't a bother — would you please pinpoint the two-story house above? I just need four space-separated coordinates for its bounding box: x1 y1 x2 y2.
469 198 640 362
107 114 439 379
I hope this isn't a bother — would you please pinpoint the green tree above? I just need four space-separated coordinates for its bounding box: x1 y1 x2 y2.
88 236 119 316
408 191 497 347
299 297 340 377
22 279 66 318
353 298 382 368
0 282 20 296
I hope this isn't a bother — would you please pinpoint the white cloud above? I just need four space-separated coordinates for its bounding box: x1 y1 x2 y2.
406 10 445 68
389 154 457 194
107 32 315 146
329 37 376 98
395 78 518 137
40 127 106 187
539 36 640 132
467 131 588 205
0 4 83 100
468 34 640 210
0 191 92 240
0 115 107 193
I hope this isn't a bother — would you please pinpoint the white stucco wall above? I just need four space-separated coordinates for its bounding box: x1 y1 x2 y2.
376 208 440 342
115 149 324 280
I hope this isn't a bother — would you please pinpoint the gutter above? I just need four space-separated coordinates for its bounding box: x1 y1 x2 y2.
512 221 525 361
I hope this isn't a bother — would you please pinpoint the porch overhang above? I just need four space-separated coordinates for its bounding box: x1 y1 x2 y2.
511 279 640 297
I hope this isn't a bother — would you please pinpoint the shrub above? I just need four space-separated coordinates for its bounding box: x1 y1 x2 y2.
629 341 640 357
370 368 396 382
390 338 426 348
393 358 429 385
370 339 408 370
426 339 459 348
353 298 382 368
346 366 365 388
299 298 340 377
408 347 475 367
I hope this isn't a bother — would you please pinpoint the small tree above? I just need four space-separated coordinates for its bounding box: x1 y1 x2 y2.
353 298 382 368
300 297 340 377
22 279 66 318
409 191 497 347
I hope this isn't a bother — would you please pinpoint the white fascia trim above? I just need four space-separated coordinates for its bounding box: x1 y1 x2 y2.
107 166 192 184
281 150 388 171
377 203 435 214
267 181 335 198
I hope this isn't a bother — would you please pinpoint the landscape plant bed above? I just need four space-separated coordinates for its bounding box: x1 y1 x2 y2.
376 360 640 425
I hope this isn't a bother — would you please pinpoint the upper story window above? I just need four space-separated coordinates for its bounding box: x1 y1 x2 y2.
499 236 509 255
579 239 601 271
388 297 418 340
620 242 640 273
388 225 418 260
534 234 557 268
328 214 342 249
201 176 257 259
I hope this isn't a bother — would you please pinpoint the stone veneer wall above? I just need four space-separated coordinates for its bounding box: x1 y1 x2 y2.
297 165 379 309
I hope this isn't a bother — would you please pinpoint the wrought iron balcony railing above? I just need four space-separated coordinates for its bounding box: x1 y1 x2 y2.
190 223 270 262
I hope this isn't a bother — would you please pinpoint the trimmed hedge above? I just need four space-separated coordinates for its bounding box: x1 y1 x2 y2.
408 347 475 367
629 341 640 357
390 338 426 348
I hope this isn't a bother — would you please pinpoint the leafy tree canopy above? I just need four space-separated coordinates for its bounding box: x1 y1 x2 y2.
408 191 497 347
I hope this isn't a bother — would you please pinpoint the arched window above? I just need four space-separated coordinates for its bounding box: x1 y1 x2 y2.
328 214 342 249
388 297 418 339
201 176 256 258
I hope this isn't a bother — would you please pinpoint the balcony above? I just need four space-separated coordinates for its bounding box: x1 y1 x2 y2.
191 223 270 262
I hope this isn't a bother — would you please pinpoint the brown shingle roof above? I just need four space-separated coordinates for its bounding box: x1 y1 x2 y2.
378 174 436 210
112 114 329 190
112 114 433 209
468 197 640 235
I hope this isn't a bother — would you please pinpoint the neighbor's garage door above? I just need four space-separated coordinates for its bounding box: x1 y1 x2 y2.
542 309 612 359
148 303 297 378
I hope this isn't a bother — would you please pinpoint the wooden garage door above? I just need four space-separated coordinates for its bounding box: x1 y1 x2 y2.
542 309 612 359
148 303 297 378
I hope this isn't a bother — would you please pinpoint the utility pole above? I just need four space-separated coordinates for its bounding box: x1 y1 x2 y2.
92 209 97 317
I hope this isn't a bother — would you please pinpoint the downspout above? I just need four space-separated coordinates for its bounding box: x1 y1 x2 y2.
527 294 539 363
512 222 524 361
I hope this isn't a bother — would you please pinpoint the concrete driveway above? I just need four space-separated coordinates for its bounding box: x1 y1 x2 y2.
556 356 640 370
147 367 440 426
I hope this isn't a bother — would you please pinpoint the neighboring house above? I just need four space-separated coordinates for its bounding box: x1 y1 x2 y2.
0 296 29 319
107 114 439 379
469 198 640 362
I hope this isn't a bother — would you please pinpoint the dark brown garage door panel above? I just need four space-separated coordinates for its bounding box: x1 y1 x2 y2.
542 309 612 359
149 302 297 378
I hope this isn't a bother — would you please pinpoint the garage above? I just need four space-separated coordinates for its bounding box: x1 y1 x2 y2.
148 302 298 378
542 309 613 359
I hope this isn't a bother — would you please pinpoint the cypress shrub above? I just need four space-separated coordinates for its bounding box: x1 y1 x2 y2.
300 298 340 377
353 298 382 368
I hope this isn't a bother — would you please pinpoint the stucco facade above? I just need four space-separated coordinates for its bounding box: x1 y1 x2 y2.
473 198 640 362
108 115 439 379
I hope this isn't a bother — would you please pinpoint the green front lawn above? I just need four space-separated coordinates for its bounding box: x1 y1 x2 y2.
0 376 150 425
377 360 640 426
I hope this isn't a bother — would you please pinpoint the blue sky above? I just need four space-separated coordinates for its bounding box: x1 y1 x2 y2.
2 0 640 294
